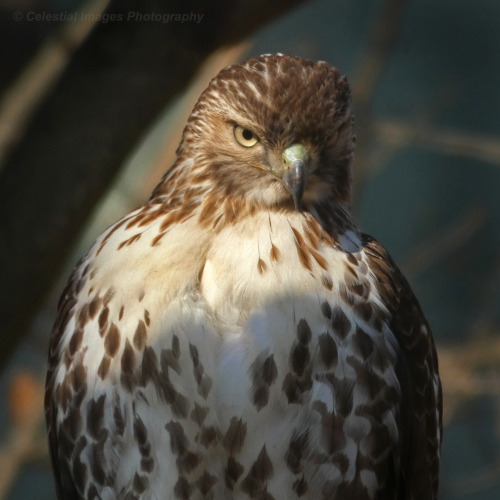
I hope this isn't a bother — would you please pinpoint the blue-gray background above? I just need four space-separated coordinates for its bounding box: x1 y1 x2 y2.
1 0 499 498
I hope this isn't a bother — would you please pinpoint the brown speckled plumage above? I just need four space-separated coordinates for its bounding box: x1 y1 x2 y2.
45 54 441 499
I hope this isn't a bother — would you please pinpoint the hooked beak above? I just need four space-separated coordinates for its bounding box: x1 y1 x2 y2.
281 143 310 210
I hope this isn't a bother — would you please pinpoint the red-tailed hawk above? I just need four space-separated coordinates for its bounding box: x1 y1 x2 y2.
45 54 442 499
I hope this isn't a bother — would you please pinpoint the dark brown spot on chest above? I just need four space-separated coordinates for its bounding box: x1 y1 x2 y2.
98 307 109 337
222 417 247 454
104 323 120 357
331 307 351 339
318 332 338 368
250 353 278 410
134 320 147 350
291 227 312 272
270 244 281 261
257 258 267 274
86 395 106 440
286 430 309 473
120 339 136 392
240 446 274 498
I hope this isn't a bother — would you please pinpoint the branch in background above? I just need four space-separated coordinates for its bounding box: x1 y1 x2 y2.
376 119 500 166
0 372 46 499
438 334 500 423
402 206 486 278
0 0 308 368
351 0 408 208
0 0 110 167
436 330 500 497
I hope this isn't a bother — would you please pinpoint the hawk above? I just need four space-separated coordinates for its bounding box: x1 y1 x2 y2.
45 54 442 499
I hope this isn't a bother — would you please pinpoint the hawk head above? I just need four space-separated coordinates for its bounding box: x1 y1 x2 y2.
153 54 354 212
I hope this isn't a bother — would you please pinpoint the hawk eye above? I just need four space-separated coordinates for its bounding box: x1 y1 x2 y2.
234 125 258 147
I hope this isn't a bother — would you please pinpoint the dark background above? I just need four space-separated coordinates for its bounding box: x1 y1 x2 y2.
0 0 499 498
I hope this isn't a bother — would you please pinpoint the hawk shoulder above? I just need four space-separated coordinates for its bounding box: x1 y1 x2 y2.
361 234 442 498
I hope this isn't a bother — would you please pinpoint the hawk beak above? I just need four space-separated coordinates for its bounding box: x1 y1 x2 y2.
281 144 309 210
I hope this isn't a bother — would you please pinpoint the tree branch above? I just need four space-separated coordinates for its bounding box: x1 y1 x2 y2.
351 0 408 208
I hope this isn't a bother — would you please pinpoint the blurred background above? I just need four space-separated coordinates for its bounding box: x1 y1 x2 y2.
0 0 499 498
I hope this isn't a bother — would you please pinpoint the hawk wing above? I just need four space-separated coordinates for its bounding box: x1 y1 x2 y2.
362 234 442 498
45 265 81 499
